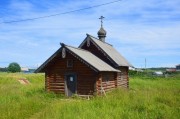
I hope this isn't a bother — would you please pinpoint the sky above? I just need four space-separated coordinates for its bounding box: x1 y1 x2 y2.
0 0 180 68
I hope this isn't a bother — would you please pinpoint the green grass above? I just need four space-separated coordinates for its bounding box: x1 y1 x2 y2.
0 72 179 119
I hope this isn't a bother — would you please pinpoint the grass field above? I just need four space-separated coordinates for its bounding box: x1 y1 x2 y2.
0 72 179 119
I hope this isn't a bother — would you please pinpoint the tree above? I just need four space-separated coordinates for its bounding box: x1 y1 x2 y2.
8 62 21 73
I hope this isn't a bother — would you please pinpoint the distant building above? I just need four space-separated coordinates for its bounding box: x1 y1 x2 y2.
153 71 163 76
21 67 29 72
129 67 135 71
136 68 144 72
166 68 176 72
0 67 7 72
176 64 180 71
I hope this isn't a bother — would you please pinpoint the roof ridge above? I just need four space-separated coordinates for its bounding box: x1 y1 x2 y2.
86 33 99 40
65 44 91 53
87 34 113 46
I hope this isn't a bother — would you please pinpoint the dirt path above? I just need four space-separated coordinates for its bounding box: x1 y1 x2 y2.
18 78 30 85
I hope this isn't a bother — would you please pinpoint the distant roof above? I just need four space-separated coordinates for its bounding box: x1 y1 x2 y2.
79 34 133 67
21 67 29 71
35 44 119 73
166 68 176 72
154 71 163 75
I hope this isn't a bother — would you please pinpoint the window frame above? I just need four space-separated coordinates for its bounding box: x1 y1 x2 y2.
67 59 73 68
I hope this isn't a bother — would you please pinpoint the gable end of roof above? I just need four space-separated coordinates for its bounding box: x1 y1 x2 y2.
35 43 120 73
79 34 133 67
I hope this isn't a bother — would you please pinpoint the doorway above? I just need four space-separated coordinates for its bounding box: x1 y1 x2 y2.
65 74 77 97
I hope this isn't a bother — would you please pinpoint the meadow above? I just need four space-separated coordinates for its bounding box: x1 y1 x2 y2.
0 72 179 119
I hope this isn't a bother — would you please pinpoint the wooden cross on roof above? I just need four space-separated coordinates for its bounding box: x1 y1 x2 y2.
99 16 105 27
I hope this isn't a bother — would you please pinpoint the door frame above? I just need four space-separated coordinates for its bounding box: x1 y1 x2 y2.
64 73 77 97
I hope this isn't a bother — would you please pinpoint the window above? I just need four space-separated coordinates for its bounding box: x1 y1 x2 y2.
70 77 74 81
104 75 110 84
67 59 73 68
120 73 123 80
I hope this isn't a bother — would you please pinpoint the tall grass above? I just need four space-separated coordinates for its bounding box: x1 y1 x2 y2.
0 72 179 119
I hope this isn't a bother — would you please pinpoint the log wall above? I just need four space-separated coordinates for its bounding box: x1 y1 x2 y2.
96 72 117 95
118 66 129 88
45 51 97 95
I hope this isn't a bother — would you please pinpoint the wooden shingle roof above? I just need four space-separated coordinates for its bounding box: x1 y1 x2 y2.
35 43 120 73
79 34 133 67
65 45 119 72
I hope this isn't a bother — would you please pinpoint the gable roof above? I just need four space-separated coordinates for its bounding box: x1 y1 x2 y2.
65 45 119 72
79 34 133 67
35 43 119 73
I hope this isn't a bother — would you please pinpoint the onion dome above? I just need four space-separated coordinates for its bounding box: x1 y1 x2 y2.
98 26 106 42
98 27 106 36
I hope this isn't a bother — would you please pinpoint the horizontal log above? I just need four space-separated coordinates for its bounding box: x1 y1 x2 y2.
117 82 127 84
102 80 115 83
117 80 127 83
47 83 64 86
102 81 115 84
117 80 128 83
77 84 94 87
47 86 64 89
77 88 94 91
47 85 64 88
118 84 128 87
102 82 115 86
117 79 127 81
47 80 65 83
48 82 64 85
47 78 64 82
49 89 65 91
119 82 128 85
48 84 64 87
78 81 94 84
102 85 115 88
119 80 128 83
77 87 94 90
48 88 65 90
47 77 63 79
102 83 115 86
118 83 127 86
104 86 115 90
78 79 95 81
78 84 94 87
47 79 63 81
48 80 64 82
96 86 115 91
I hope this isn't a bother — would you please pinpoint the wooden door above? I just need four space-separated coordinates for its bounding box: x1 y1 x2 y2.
66 74 77 97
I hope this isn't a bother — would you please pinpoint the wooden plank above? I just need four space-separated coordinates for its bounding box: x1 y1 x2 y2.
47 86 64 88
49 89 65 91
48 82 64 85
